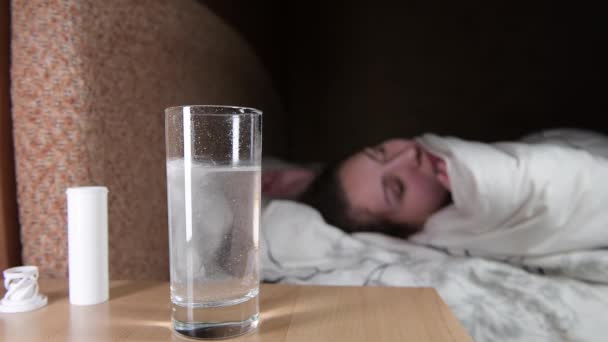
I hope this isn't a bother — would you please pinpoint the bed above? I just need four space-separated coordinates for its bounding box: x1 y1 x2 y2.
260 198 608 342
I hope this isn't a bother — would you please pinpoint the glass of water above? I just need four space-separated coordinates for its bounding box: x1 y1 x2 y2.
165 105 262 339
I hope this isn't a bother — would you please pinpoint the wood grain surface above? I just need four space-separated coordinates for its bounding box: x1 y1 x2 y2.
0 280 472 342
0 0 21 271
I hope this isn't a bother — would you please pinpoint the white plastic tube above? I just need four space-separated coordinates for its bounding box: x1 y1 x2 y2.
66 186 109 305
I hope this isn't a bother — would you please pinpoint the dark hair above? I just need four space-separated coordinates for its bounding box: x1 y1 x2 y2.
299 160 419 239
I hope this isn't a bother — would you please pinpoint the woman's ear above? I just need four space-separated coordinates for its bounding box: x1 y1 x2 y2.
262 168 317 199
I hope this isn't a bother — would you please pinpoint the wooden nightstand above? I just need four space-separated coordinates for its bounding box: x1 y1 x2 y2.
0 280 471 341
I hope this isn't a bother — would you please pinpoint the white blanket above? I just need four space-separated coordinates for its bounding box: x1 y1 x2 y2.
411 129 608 256
261 200 608 342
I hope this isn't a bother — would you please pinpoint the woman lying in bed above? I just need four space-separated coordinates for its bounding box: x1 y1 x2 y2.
263 129 608 257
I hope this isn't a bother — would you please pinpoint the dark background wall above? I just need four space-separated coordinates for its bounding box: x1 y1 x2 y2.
203 0 607 162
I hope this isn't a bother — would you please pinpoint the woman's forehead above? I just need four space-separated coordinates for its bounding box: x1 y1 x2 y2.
338 149 387 220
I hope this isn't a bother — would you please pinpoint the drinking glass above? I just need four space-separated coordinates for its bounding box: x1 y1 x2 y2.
165 105 262 339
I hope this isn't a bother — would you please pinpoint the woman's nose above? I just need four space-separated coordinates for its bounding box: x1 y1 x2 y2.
388 145 417 169
404 145 418 162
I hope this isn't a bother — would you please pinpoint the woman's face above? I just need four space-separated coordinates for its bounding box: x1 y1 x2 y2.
338 139 450 229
